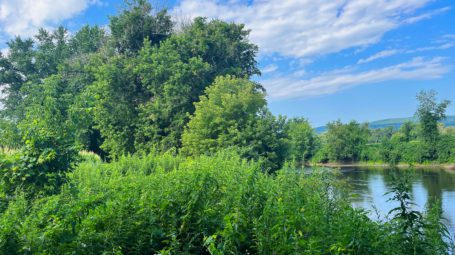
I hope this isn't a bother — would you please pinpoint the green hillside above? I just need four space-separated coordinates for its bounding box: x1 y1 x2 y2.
315 115 455 133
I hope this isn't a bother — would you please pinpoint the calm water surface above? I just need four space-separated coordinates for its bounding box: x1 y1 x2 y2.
339 167 455 237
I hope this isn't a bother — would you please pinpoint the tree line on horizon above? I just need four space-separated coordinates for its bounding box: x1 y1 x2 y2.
313 90 453 165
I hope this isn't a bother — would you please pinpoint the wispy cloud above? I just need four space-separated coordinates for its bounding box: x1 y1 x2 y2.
358 33 455 64
358 49 400 64
173 0 432 58
0 0 102 37
173 0 452 100
407 34 455 53
410 43 455 53
403 6 451 24
263 57 450 100
262 64 278 74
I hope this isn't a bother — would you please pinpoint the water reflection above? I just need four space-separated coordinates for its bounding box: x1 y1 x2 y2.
339 167 455 236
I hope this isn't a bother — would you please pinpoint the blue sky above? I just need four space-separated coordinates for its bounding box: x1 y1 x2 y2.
0 0 454 126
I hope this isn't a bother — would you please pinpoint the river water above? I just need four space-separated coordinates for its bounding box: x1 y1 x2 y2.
339 167 455 238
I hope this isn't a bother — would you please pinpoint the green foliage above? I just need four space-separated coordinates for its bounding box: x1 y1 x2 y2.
1 126 78 198
360 143 382 162
416 90 450 159
368 126 394 144
399 121 417 142
386 172 452 254
90 16 260 157
133 39 212 152
70 25 106 55
374 118 455 165
0 24 107 152
0 37 35 124
378 136 402 165
283 117 318 164
133 17 259 153
91 55 143 157
313 91 454 165
109 0 172 54
323 120 370 162
0 193 27 253
0 120 21 149
311 144 331 163
176 17 260 78
182 76 285 170
0 152 450 254
182 76 266 155
0 4 453 254
1 75 79 198
436 133 455 163
423 202 453 254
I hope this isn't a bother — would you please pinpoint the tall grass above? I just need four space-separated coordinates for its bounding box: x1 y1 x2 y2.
0 151 451 254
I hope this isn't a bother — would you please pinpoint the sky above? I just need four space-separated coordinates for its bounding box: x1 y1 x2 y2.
0 0 454 126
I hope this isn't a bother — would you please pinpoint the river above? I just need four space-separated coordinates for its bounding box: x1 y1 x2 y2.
339 167 455 238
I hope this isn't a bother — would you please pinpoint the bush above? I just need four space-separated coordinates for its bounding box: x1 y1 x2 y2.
0 152 451 254
436 134 455 163
379 139 401 165
400 141 431 164
311 144 330 163
1 126 79 199
360 144 382 162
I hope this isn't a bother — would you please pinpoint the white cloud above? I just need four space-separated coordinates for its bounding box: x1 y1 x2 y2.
407 34 455 53
0 0 101 37
262 64 278 74
173 0 433 58
172 0 451 100
358 49 400 64
410 43 455 53
403 6 451 24
263 57 450 100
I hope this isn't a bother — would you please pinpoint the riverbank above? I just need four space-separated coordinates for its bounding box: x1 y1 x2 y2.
312 162 455 171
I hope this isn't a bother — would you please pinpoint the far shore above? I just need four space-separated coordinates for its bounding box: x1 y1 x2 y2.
311 162 455 171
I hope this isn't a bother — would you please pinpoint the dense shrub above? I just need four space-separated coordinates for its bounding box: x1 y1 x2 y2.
0 152 450 254
324 121 369 162
0 126 78 199
311 145 330 163
360 144 382 162
182 76 286 171
436 134 455 163
400 140 432 163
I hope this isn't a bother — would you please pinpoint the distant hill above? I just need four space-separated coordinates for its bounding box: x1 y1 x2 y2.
315 115 455 134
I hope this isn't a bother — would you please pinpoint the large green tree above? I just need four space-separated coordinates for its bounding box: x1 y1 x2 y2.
0 37 36 123
1 24 107 189
1 2 261 161
324 120 370 162
182 76 285 170
0 26 104 148
284 118 317 164
416 91 450 148
133 17 260 152
109 0 173 54
2 74 79 197
133 41 211 152
92 16 259 157
90 55 144 157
